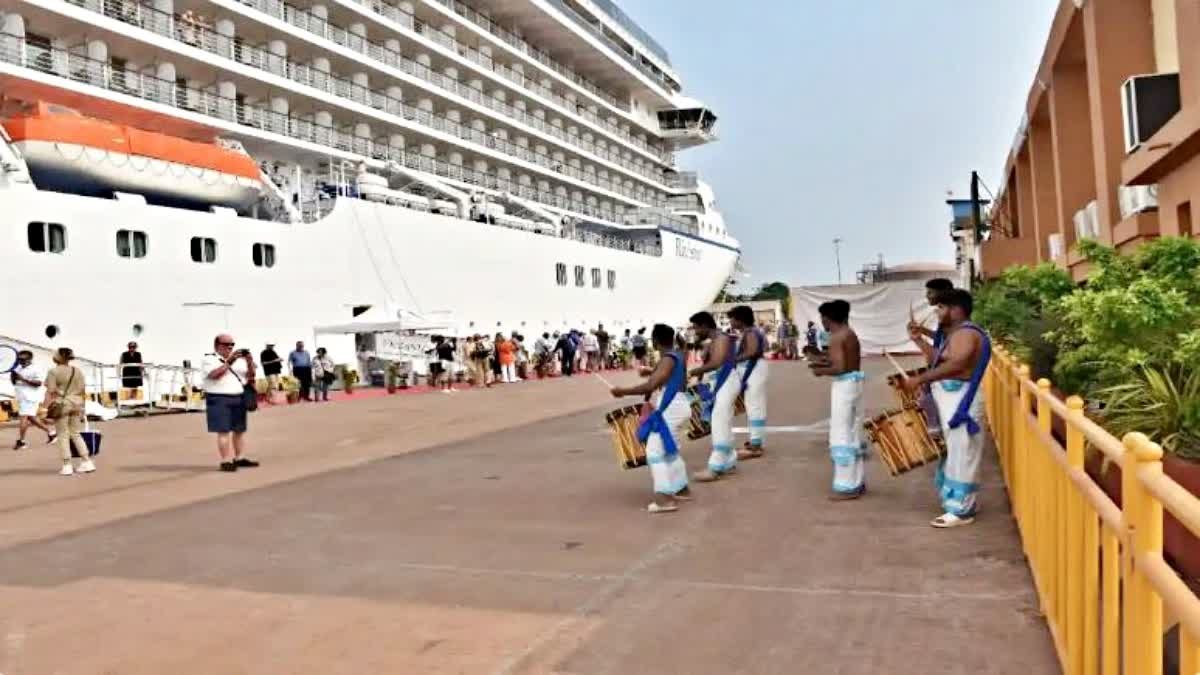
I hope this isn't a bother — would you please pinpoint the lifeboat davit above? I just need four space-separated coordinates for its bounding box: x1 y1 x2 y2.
1 102 262 210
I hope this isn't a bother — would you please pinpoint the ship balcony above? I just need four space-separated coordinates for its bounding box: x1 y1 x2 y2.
31 0 675 171
0 32 678 220
2 5 672 204
303 0 675 164
657 108 718 149
49 0 671 187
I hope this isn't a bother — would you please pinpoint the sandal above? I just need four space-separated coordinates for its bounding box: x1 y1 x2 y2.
931 513 975 529
647 502 679 514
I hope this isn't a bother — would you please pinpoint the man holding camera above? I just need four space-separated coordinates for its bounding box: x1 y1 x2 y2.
202 334 260 472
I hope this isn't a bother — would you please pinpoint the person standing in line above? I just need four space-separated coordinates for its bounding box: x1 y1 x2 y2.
630 328 648 369
312 347 336 401
202 334 261 472
289 340 313 401
468 334 492 387
596 324 611 370
11 349 55 450
513 333 529 380
533 332 553 378
582 330 600 372
490 333 504 382
804 321 819 356
260 342 283 400
729 305 770 460
119 341 145 399
43 347 94 476
436 337 458 392
688 312 739 482
904 289 991 528
809 301 866 500
496 333 518 383
554 331 576 377
609 324 692 514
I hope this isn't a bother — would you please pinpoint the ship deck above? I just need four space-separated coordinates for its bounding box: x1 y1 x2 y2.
0 361 1057 674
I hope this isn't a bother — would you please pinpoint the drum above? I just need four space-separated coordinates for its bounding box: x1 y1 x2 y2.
864 406 945 477
685 385 749 440
605 404 649 470
885 368 929 409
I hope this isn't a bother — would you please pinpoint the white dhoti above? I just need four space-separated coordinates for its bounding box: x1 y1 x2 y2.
932 380 985 517
829 371 866 494
705 371 740 473
740 359 769 447
646 393 691 495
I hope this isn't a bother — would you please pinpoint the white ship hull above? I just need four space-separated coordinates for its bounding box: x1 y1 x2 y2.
2 191 737 367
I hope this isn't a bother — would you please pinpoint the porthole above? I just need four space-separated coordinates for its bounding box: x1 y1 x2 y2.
45 324 59 339
132 323 144 337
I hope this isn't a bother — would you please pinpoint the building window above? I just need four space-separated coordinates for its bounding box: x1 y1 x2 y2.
252 243 276 268
591 267 601 288
190 236 217 263
574 265 585 287
28 222 66 253
116 229 148 258
555 263 567 286
607 270 616 290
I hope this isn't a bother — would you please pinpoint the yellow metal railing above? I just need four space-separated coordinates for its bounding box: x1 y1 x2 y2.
986 345 1200 674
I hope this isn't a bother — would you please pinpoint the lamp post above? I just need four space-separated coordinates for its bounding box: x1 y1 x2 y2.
833 237 843 284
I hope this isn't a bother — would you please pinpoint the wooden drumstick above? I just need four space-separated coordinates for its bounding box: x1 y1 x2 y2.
883 350 909 381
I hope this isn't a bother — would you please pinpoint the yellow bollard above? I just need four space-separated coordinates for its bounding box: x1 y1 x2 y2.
1037 379 1057 622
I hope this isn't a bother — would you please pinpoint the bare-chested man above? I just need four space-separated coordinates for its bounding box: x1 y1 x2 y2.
904 288 992 528
687 311 739 481
808 300 866 500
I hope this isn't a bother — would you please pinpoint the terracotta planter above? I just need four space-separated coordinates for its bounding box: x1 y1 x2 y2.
286 391 300 404
1085 452 1200 579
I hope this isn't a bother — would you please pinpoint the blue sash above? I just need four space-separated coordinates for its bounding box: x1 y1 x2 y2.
932 322 991 435
698 334 736 422
636 351 685 457
739 327 766 391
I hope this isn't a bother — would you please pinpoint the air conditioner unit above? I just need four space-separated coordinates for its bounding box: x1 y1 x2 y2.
1122 73 1181 154
1072 201 1101 241
1118 184 1159 219
1049 233 1065 260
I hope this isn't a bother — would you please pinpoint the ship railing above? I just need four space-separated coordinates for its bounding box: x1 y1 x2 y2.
0 334 206 415
0 33 681 247
225 0 670 165
97 0 671 185
70 0 671 168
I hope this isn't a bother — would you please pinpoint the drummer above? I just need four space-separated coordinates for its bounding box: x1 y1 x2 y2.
903 289 992 528
687 311 739 482
728 306 769 459
908 278 955 345
808 300 866 500
610 324 693 514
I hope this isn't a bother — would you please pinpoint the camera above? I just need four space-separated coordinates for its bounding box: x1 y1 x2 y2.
236 349 252 358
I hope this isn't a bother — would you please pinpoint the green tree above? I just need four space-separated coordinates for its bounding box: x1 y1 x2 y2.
752 281 792 318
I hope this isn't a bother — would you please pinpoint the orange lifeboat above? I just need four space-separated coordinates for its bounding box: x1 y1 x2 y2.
1 102 263 210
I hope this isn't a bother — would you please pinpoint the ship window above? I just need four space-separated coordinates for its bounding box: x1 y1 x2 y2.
574 265 585 287
555 263 567 286
190 237 217 263
25 34 53 74
607 270 616 290
252 243 276 268
591 267 601 288
116 229 148 258
28 222 66 253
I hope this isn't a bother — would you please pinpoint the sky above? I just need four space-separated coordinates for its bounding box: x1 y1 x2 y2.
620 0 1059 288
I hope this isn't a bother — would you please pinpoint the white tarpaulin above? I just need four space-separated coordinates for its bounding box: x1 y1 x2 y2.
791 282 936 355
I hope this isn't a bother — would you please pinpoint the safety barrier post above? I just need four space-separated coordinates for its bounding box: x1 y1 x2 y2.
1016 365 1032 543
1065 396 1093 675
1036 379 1057 624
1123 432 1164 674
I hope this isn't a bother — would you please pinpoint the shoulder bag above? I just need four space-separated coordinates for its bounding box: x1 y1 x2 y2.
45 366 77 420
229 360 258 412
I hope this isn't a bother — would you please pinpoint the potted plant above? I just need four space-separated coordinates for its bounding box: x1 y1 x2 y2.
280 375 301 404
338 366 358 394
385 362 399 394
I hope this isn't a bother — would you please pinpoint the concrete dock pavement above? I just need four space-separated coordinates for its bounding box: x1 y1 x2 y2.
0 360 1057 674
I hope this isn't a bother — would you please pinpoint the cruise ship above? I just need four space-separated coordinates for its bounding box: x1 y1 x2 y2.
0 0 736 370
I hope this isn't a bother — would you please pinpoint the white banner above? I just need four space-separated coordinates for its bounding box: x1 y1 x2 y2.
374 333 430 361
790 281 934 355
